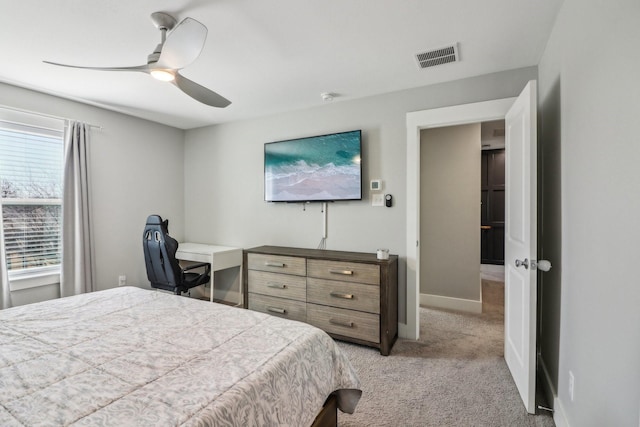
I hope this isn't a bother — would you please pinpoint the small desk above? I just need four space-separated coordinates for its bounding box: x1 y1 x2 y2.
175 243 243 305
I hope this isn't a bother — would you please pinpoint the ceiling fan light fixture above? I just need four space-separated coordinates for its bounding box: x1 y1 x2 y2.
150 69 175 82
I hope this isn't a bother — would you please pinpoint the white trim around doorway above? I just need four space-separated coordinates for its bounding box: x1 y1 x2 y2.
402 97 516 340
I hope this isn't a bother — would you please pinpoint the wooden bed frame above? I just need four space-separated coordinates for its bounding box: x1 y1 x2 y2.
311 395 338 427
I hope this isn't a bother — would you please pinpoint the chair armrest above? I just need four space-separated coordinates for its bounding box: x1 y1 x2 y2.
183 262 211 275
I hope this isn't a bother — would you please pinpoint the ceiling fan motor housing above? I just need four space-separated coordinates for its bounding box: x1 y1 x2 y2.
150 12 177 31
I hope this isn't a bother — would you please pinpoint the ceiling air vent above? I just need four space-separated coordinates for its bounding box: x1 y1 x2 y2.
415 43 459 69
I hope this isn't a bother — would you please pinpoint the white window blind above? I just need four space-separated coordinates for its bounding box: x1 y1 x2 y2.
0 120 64 272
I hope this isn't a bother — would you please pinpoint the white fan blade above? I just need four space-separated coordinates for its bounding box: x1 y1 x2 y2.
43 61 150 73
157 17 207 70
173 72 231 108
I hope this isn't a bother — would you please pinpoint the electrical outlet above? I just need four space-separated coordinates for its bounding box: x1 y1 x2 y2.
118 275 126 286
568 371 575 401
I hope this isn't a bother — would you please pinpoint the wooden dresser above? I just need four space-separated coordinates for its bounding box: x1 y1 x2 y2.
243 246 398 355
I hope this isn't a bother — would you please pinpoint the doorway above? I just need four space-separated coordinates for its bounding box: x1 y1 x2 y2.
404 97 515 340
480 121 506 314
418 121 506 314
406 83 539 413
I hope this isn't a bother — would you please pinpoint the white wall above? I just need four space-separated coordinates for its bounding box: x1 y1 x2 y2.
420 124 481 301
0 82 185 302
184 66 537 325
537 0 640 425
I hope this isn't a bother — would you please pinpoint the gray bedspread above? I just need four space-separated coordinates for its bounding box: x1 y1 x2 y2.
0 286 361 426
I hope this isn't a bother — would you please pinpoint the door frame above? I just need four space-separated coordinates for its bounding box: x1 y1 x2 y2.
403 97 516 340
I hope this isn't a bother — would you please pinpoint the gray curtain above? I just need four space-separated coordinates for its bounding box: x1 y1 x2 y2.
60 121 95 297
0 198 11 309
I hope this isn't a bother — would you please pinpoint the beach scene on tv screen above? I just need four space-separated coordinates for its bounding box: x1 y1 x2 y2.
265 131 361 201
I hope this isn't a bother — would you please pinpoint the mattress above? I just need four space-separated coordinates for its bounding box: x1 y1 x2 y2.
0 286 361 426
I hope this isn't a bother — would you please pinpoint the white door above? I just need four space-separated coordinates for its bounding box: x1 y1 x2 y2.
504 80 537 413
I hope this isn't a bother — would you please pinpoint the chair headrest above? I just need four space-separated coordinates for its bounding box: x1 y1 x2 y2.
145 215 169 233
146 215 163 225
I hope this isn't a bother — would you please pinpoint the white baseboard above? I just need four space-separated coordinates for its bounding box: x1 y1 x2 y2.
185 285 242 305
211 288 241 305
420 293 482 314
553 395 570 427
480 264 505 273
539 355 570 427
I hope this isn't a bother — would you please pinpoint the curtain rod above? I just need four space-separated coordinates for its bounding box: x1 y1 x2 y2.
0 104 103 130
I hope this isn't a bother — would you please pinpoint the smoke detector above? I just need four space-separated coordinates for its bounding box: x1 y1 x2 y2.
415 43 459 69
321 92 335 102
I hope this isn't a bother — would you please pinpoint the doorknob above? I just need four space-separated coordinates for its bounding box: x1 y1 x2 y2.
532 259 552 272
515 258 529 269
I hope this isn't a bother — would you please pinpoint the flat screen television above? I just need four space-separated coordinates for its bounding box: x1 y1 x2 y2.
264 129 362 202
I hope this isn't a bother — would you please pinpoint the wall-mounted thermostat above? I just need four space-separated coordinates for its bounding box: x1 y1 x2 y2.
370 179 382 191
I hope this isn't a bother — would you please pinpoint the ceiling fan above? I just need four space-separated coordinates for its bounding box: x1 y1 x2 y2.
44 12 231 108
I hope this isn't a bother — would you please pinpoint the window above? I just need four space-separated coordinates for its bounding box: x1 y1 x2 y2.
0 112 64 276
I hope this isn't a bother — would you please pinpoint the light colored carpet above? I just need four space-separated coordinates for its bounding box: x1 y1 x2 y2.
336 281 554 427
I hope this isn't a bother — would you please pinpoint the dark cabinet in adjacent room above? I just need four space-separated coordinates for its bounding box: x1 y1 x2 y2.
481 149 505 265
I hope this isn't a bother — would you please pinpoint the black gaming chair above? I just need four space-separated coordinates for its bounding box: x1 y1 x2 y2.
143 215 211 295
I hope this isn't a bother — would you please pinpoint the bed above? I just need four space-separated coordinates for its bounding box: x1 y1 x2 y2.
0 286 361 426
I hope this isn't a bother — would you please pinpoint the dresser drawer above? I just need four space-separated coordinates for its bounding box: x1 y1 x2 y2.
248 293 307 323
247 253 306 276
307 278 380 314
307 259 380 285
248 270 306 302
307 303 379 343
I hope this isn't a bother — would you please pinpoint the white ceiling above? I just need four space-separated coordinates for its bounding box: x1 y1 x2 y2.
0 0 563 130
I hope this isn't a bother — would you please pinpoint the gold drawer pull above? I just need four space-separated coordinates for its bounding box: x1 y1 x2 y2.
329 318 354 328
330 292 354 299
265 261 285 268
329 269 353 275
267 306 286 314
267 283 287 289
